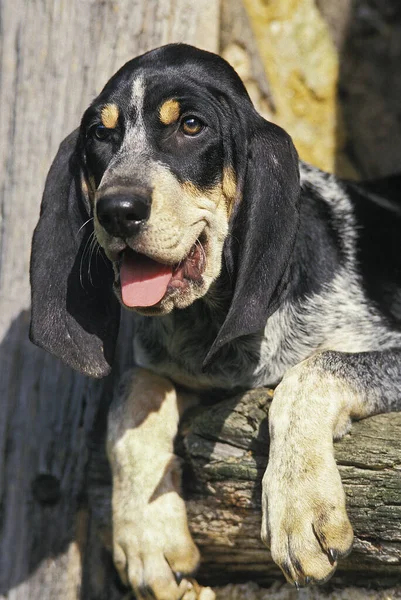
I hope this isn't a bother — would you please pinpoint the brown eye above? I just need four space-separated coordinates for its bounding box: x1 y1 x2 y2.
181 116 204 136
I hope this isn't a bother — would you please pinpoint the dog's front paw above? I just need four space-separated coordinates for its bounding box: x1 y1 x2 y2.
113 485 200 600
107 368 200 598
261 444 353 587
260 362 355 586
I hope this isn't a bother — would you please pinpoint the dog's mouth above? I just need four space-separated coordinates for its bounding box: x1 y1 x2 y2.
116 241 206 308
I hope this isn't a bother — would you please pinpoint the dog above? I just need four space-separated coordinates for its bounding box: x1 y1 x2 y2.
30 44 401 598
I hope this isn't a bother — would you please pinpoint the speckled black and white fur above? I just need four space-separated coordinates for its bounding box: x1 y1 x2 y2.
30 44 401 597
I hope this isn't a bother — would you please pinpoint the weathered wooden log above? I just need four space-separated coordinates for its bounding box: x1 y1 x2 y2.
87 386 401 591
180 389 401 587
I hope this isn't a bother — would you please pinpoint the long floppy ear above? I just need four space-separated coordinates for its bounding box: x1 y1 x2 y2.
205 118 300 365
30 130 120 378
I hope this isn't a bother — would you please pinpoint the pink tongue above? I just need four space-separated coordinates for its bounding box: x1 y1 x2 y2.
120 250 173 307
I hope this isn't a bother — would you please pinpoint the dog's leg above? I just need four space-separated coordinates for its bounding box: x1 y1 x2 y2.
262 349 401 587
107 367 200 600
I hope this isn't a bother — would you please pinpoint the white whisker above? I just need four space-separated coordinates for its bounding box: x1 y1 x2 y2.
77 217 94 235
88 234 100 285
196 238 207 264
79 231 97 289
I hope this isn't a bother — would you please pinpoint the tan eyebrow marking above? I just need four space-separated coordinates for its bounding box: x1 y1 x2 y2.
101 103 119 128
159 99 181 125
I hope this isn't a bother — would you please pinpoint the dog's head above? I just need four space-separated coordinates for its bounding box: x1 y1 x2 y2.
30 44 300 377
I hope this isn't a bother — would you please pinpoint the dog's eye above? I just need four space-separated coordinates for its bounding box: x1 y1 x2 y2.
91 124 111 141
181 116 204 136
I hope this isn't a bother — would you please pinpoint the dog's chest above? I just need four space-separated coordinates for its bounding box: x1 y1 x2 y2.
132 304 309 391
133 311 246 390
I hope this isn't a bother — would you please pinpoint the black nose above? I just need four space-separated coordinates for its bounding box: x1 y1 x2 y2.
96 194 150 238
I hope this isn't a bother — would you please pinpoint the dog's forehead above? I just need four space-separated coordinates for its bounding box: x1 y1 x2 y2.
98 45 249 114
122 69 210 110
130 75 146 112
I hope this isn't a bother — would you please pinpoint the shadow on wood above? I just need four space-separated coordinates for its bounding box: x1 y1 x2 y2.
0 310 88 595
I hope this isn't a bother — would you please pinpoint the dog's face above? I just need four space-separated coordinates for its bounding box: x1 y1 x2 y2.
80 48 239 315
30 44 301 377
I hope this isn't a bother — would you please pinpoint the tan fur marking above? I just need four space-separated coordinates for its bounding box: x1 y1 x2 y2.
101 103 119 129
81 175 89 199
180 180 228 212
222 167 237 215
81 173 96 205
180 180 204 198
159 99 180 125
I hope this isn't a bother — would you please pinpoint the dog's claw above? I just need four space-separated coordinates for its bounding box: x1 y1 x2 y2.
328 548 338 563
175 571 184 584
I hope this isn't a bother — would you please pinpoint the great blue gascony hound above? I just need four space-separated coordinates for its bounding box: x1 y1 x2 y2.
30 44 401 598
